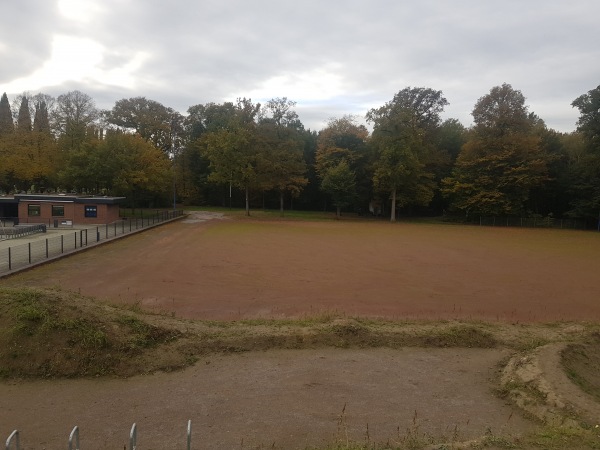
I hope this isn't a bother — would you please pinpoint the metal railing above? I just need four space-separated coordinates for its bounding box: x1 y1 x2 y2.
4 420 192 450
0 224 47 240
0 210 184 275
478 215 595 230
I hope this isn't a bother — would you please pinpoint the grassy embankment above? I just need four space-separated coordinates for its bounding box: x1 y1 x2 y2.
2 286 600 448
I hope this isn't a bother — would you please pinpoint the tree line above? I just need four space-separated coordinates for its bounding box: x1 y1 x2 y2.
0 83 599 222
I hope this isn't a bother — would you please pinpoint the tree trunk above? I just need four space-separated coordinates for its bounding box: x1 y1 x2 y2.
336 206 341 219
245 186 250 216
280 191 284 217
390 187 397 222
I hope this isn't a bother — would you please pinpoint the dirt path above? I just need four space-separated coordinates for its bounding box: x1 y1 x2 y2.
0 348 534 449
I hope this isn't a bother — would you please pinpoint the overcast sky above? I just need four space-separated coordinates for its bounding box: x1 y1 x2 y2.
1 0 598 132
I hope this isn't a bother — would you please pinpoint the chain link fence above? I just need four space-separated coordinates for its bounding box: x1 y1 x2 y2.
0 210 184 275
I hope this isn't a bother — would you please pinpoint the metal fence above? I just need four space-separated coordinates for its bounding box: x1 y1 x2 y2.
0 224 47 239
0 210 184 275
5 420 192 450
478 215 596 230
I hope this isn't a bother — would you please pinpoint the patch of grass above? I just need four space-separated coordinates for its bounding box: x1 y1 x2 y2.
116 315 181 350
0 287 185 378
184 206 356 222
520 425 600 449
561 332 600 403
56 318 108 349
419 325 497 348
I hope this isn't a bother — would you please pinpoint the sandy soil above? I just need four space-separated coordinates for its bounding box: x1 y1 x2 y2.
0 348 533 449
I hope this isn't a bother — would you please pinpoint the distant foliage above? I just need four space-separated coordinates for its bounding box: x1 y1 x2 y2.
0 85 599 216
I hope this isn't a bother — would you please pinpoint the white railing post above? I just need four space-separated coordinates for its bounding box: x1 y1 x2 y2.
129 423 137 450
68 426 80 450
187 419 192 450
5 429 20 450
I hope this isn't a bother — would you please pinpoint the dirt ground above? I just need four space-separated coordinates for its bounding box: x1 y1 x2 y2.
3 212 600 448
7 211 600 322
1 348 534 449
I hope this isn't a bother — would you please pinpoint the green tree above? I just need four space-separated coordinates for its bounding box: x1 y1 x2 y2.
33 100 51 133
17 96 32 132
320 160 356 219
202 99 262 215
32 93 54 133
442 84 548 217
104 97 184 153
430 118 468 213
258 98 307 215
52 90 99 152
568 85 600 219
316 116 369 213
0 93 14 136
572 84 600 151
367 87 448 221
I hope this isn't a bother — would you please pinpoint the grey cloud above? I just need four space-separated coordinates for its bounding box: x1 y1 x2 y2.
1 0 599 132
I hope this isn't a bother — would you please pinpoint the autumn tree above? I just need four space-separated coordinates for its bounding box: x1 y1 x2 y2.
367 87 447 221
111 133 172 206
442 83 547 217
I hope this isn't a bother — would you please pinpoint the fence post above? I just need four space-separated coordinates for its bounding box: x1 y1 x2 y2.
74 232 77 249
187 419 192 450
68 426 80 450
96 226 100 242
61 235 64 254
8 247 11 271
28 242 31 264
129 423 137 450
5 429 20 450
105 223 108 239
46 238 49 258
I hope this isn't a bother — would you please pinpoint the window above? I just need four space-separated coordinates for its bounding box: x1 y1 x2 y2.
28 204 41 216
84 205 97 218
52 205 65 216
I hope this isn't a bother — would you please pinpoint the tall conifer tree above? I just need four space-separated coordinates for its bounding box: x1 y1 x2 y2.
33 101 50 133
17 97 32 132
0 93 14 135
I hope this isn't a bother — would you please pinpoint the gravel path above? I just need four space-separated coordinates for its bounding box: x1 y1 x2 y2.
0 348 535 449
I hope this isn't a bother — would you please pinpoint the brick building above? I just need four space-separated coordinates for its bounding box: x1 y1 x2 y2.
12 194 125 226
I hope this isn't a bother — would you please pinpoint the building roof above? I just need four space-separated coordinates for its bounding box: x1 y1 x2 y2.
14 194 126 205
